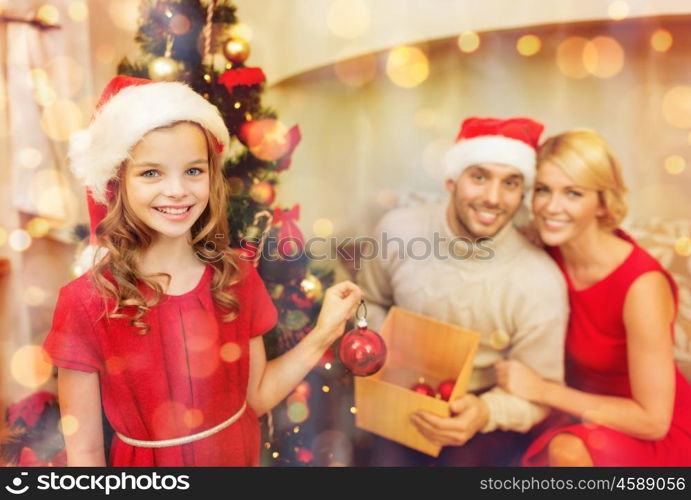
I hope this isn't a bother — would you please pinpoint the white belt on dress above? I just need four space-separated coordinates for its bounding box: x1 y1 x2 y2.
115 401 247 448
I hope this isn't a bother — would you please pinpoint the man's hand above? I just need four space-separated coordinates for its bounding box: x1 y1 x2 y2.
410 394 489 447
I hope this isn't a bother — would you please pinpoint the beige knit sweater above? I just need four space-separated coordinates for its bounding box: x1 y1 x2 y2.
357 202 569 434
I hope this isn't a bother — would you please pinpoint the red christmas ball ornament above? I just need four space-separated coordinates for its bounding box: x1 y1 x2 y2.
249 181 275 205
411 382 435 397
437 379 456 401
338 301 387 376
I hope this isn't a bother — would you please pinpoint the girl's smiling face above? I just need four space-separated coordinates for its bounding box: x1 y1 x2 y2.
124 121 210 240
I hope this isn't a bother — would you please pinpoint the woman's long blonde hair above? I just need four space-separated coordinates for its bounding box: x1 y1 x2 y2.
91 121 241 334
537 128 628 229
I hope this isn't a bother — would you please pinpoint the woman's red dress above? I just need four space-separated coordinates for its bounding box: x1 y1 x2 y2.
522 230 691 466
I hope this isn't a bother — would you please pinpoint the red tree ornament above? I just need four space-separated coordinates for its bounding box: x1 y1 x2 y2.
338 301 387 376
437 379 456 401
411 382 435 397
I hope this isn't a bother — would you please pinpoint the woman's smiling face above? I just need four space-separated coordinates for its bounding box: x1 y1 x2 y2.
532 160 605 246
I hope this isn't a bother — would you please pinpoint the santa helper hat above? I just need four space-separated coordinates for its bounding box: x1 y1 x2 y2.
70 75 231 272
443 117 544 191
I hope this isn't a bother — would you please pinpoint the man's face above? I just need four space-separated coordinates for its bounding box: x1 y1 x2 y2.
445 163 525 239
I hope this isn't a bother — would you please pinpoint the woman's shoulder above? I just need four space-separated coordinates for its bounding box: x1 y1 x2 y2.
613 229 666 274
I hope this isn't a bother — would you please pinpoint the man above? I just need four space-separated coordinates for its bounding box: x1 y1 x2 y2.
358 117 569 466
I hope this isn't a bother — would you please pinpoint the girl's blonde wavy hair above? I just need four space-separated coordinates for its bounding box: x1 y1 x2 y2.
537 129 628 229
91 121 242 334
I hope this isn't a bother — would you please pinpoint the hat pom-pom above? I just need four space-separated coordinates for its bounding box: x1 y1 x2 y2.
74 244 108 276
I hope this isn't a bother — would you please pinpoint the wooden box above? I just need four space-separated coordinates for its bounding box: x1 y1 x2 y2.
354 306 479 457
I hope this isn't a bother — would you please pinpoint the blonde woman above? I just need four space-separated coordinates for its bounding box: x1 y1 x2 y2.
495 129 691 466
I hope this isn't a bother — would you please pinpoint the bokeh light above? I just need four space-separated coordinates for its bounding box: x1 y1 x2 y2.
662 86 691 129
37 4 60 25
17 148 43 170
322 385 330 393
312 218 334 238
608 0 629 20
108 0 139 31
664 155 686 175
45 56 85 97
333 52 378 87
220 342 242 363
293 381 311 399
675 237 691 257
9 229 31 252
457 31 480 53
327 0 370 39
33 84 57 107
650 29 673 52
59 415 79 436
41 99 83 141
11 345 52 388
386 46 429 88
556 37 589 79
151 401 188 437
582 36 625 78
68 1 88 22
105 355 126 375
183 408 204 429
516 34 541 57
24 286 46 306
28 68 47 88
27 217 51 238
30 169 79 223
287 398 310 424
350 406 357 414
169 14 191 35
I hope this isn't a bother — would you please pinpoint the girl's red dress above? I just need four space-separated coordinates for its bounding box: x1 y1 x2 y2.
43 260 277 466
522 230 691 466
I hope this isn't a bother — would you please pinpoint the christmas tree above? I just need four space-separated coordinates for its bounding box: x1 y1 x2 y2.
116 0 356 466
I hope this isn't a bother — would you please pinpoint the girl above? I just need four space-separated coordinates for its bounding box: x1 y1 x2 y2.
43 76 362 466
495 129 691 466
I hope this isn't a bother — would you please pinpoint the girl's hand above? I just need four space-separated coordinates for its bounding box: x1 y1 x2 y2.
494 360 546 403
314 281 363 346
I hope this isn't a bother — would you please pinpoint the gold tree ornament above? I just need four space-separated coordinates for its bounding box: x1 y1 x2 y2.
148 36 180 81
148 56 180 81
223 37 250 64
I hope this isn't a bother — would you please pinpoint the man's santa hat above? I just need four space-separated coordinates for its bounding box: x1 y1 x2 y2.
70 75 231 272
443 117 544 189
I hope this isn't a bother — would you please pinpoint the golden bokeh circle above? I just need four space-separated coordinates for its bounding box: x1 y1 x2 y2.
517 34 542 57
386 46 429 88
662 86 691 129
651 29 673 52
11 345 53 388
